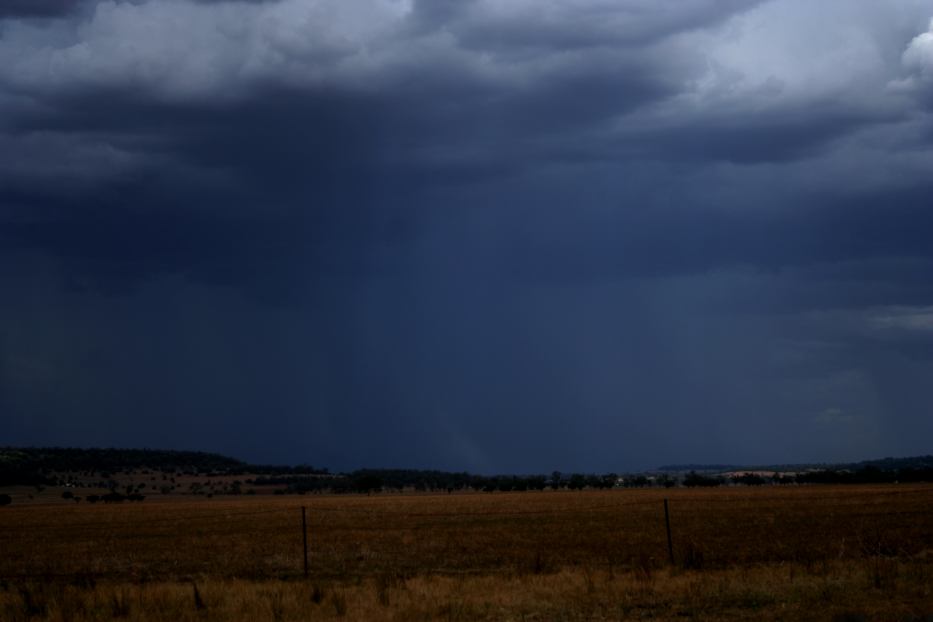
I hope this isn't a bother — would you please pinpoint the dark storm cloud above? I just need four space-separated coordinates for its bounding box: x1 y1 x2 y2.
0 0 711 295
3 0 933 470
0 0 279 16
0 10 917 292
0 83 420 299
0 0 79 17
618 107 899 164
501 179 933 284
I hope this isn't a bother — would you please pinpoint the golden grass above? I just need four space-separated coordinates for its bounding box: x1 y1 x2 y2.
1 561 930 621
1 484 931 620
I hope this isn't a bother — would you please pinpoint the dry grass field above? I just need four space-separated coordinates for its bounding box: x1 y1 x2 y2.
1 484 931 620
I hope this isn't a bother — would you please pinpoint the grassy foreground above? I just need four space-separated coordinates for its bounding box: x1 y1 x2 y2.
3 561 931 621
1 485 931 620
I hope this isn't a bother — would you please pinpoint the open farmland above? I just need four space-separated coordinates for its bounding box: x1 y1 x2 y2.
1 484 932 620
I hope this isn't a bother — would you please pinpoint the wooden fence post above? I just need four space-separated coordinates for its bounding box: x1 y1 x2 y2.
302 506 309 577
664 499 674 565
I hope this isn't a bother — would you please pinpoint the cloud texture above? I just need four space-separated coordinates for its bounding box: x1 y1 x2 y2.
2 0 933 471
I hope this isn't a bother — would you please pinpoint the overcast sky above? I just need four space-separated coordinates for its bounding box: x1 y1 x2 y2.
2 0 933 473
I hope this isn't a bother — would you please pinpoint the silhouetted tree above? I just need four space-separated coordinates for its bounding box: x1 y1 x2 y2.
683 471 722 487
352 474 384 494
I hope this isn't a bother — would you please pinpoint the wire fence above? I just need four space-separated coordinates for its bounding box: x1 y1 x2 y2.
1 486 931 582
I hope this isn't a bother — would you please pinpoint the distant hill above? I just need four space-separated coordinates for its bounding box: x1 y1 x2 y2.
0 447 247 485
3 447 932 491
836 455 933 471
0 446 330 487
656 455 933 473
655 464 742 472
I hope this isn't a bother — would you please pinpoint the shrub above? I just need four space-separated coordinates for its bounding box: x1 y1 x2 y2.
683 471 722 487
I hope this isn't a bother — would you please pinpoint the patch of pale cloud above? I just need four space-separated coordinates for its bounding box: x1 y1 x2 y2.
870 306 933 332
889 18 933 97
415 0 760 51
0 0 413 101
0 0 764 104
668 0 921 118
902 19 933 73
580 3 933 166
903 20 933 66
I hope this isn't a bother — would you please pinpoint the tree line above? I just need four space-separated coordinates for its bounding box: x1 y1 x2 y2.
682 465 933 487
3 447 932 493
0 447 328 486
261 470 623 494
